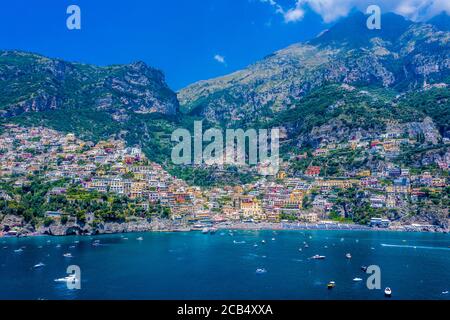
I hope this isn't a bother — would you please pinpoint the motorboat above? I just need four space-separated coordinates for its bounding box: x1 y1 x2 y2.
384 287 392 297
33 262 45 269
137 237 144 241
54 275 78 283
256 268 267 274
353 278 363 282
346 253 352 259
327 281 336 289
202 228 209 234
63 253 73 258
312 255 326 260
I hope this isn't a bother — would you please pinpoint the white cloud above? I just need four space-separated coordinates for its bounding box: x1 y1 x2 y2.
260 0 450 23
260 0 304 23
214 54 226 65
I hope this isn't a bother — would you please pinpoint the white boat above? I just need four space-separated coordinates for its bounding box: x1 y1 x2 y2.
202 228 209 234
54 275 78 283
256 268 267 274
346 253 352 259
261 240 266 244
33 262 45 269
14 249 23 253
137 237 144 241
312 255 326 260
63 253 73 258
353 278 363 282
384 287 392 297
327 281 336 289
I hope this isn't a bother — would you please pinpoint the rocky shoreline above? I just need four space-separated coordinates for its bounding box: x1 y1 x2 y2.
0 214 186 237
0 214 448 238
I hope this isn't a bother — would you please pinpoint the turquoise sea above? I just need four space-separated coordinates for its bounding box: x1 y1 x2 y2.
0 230 449 300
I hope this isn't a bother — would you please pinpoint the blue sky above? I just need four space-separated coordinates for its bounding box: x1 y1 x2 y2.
0 1 448 90
0 0 331 89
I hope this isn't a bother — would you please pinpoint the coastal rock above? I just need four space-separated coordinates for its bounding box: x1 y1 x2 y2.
0 214 24 231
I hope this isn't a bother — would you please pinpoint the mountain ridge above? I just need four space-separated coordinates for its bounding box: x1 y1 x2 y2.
0 50 179 118
178 12 449 125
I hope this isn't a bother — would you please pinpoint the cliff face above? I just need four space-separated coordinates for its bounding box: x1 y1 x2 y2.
0 51 179 119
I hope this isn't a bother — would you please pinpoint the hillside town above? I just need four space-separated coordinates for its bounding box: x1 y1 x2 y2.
0 124 449 236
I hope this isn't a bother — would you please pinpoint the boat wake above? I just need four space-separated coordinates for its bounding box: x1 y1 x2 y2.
381 244 450 251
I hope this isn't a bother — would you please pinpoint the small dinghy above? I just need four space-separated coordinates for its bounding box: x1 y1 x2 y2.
384 287 392 297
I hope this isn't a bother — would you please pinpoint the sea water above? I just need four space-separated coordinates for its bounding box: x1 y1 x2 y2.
0 230 449 300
